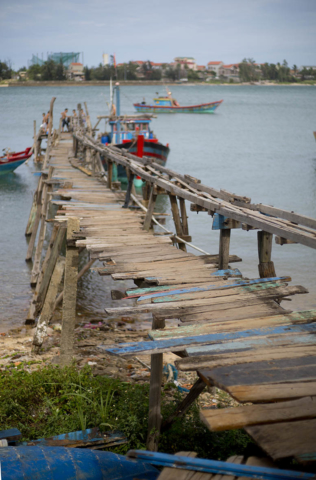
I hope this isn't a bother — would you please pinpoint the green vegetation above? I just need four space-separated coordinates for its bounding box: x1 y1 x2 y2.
28 60 66 81
0 365 253 459
0 60 12 80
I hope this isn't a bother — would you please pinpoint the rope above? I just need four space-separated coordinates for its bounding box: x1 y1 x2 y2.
130 193 211 255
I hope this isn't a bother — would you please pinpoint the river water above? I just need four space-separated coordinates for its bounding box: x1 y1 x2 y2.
0 84 316 331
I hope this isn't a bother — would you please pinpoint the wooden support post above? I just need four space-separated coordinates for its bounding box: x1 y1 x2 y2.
43 97 56 170
107 161 113 189
33 256 65 351
53 257 95 310
218 229 231 270
147 315 165 452
25 176 44 261
59 217 80 365
31 167 53 286
169 194 186 251
143 186 157 231
258 231 276 278
179 197 189 236
142 182 151 208
122 168 134 208
25 191 38 236
26 225 66 325
161 378 206 432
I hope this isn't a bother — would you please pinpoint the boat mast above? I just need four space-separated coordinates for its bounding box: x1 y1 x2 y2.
115 83 121 143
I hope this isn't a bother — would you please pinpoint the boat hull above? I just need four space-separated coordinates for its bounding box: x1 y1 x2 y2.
0 446 159 480
134 100 223 114
101 140 170 181
0 147 32 175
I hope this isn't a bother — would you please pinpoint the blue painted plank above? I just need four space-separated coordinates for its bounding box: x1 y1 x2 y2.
186 333 315 356
100 323 316 356
127 450 314 480
0 429 22 441
137 276 289 303
211 268 242 277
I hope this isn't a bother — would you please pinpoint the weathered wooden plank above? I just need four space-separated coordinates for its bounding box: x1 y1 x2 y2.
136 277 290 303
146 280 291 305
200 396 316 432
198 355 316 393
185 332 315 358
100 323 316 357
104 286 304 316
226 382 316 403
149 310 316 340
178 345 316 372
245 419 316 460
178 301 289 323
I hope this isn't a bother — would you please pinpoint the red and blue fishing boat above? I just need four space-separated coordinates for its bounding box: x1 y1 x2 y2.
134 90 223 114
100 84 169 182
0 147 32 175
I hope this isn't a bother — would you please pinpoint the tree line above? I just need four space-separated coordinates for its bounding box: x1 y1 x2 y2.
238 58 316 82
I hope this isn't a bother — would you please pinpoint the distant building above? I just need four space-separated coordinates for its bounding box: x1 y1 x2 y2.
219 64 240 82
102 54 109 66
207 61 223 77
197 65 206 71
67 62 84 80
174 57 197 70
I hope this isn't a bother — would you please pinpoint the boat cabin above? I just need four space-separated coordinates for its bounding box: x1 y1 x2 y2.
153 97 180 107
102 118 155 145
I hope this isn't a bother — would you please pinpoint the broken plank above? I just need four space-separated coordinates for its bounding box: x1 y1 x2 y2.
200 396 316 432
99 323 316 357
226 382 316 403
245 419 316 461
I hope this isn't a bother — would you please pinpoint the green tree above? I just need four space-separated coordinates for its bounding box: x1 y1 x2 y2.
41 59 56 81
55 62 66 81
28 64 42 80
84 66 91 81
0 60 12 80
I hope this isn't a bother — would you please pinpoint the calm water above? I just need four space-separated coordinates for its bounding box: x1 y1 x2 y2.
1 85 316 331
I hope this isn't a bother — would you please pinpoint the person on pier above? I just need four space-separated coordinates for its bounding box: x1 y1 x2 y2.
61 108 69 132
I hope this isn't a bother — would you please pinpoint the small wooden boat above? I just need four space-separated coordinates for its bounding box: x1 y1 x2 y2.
0 147 32 174
134 91 223 114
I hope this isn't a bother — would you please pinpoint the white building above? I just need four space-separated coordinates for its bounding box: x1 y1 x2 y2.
207 61 223 78
67 63 84 80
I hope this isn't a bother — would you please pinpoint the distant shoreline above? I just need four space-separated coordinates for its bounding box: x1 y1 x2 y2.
3 80 315 87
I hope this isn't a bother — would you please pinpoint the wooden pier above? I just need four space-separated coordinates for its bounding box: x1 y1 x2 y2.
25 101 316 464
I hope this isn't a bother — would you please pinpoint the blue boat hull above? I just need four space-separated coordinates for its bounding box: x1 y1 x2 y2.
0 446 159 480
0 158 27 175
134 100 223 114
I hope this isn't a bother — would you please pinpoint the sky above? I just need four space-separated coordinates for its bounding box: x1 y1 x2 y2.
0 0 315 70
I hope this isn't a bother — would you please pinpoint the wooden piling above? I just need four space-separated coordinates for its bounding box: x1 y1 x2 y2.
31 167 54 286
169 194 186 251
33 256 65 351
59 217 80 365
147 315 165 451
43 97 56 170
218 229 231 270
107 161 113 189
25 176 44 261
258 231 276 278
143 186 157 231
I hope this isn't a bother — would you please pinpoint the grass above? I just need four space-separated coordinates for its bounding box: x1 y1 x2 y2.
0 364 254 459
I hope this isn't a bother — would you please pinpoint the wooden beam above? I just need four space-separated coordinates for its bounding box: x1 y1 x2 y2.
146 315 165 451
218 229 231 270
143 186 157 231
169 194 186 251
258 231 276 278
59 217 80 365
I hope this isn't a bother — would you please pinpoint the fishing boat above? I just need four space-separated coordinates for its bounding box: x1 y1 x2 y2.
0 147 32 175
100 84 169 182
134 90 223 114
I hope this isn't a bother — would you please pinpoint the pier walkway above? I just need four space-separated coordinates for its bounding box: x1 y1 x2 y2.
25 109 316 464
